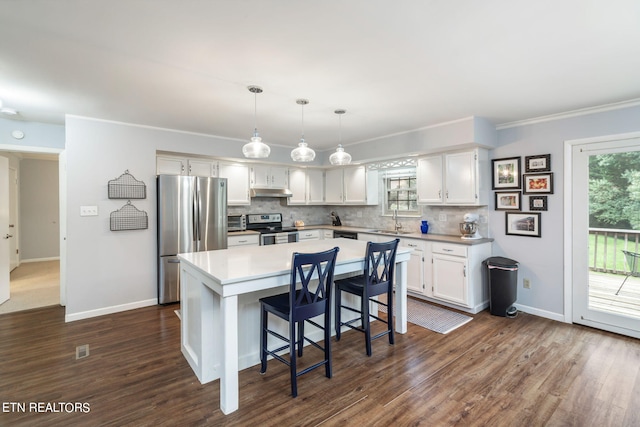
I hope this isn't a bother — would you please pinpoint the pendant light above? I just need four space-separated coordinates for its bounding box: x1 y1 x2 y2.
242 85 270 159
291 99 316 162
329 109 352 165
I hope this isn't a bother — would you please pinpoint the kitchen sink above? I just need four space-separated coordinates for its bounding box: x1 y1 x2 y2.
369 229 415 235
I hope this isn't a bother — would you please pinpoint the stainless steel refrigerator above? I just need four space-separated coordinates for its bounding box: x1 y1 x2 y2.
157 175 228 304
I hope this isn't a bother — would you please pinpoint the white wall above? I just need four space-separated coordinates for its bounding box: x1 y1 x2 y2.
491 104 640 320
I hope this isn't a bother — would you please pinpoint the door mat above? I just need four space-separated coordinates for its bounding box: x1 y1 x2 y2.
378 296 473 334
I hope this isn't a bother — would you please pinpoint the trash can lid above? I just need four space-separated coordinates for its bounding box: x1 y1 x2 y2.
485 256 519 268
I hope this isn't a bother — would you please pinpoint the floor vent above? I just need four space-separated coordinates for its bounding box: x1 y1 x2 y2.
76 344 90 359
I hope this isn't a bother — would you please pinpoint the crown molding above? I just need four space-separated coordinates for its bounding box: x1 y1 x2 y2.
496 98 640 130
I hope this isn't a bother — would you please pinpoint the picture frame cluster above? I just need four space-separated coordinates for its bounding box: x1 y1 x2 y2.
491 154 552 237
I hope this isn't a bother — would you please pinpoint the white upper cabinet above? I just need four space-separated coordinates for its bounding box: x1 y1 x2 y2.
250 165 289 189
156 156 217 177
306 169 325 204
417 148 488 206
218 161 250 206
288 168 325 205
324 166 378 205
416 155 443 203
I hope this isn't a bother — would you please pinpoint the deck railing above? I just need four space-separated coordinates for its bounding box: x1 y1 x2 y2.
589 228 640 274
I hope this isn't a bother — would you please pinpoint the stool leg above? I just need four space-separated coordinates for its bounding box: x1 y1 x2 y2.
387 289 394 345
363 296 372 357
260 305 267 374
290 319 298 397
324 309 332 378
335 287 342 340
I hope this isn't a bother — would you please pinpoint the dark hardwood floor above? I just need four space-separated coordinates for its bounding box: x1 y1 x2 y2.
1 302 639 426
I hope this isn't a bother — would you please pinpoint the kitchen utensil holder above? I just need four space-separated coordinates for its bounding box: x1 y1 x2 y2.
110 201 148 231
108 170 146 199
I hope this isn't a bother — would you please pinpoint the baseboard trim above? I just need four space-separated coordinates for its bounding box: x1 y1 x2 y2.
21 257 60 263
65 299 158 322
514 303 565 323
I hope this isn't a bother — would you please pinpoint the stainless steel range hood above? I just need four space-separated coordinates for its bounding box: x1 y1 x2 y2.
250 187 293 198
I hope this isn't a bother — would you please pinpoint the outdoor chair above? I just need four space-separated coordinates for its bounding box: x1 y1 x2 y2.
616 250 640 295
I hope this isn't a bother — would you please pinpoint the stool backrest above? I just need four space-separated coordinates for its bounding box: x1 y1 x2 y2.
364 239 400 296
290 247 340 321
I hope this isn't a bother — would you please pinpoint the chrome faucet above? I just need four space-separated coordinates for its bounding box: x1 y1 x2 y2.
393 209 402 232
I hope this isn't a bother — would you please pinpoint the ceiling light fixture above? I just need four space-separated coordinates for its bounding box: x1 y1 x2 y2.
242 85 270 159
291 99 316 162
329 109 352 165
1 108 18 116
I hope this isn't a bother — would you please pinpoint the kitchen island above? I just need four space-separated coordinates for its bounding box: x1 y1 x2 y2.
178 238 412 415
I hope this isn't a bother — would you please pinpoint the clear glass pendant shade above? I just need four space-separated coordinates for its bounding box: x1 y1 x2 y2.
243 86 270 159
242 132 270 158
291 139 316 162
329 144 352 165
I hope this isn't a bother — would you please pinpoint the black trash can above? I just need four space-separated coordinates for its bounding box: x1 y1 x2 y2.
483 256 519 317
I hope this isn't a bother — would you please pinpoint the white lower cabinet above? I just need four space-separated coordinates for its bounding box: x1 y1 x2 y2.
400 238 425 295
227 233 260 248
430 242 492 313
322 230 334 240
298 229 321 241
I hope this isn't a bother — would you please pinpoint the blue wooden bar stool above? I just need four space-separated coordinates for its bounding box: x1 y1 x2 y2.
259 247 339 397
334 239 399 356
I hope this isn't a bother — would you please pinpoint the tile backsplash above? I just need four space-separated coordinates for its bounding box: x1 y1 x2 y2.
228 199 489 238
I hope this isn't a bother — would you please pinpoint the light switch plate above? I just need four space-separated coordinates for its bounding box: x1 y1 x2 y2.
80 206 98 216
438 213 447 221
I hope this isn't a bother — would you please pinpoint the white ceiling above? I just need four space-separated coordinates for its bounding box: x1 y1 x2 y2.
1 1 639 152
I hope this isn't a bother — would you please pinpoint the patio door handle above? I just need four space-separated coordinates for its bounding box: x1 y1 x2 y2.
4 234 13 239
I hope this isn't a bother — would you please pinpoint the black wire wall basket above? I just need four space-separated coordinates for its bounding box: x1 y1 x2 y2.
110 201 148 231
108 170 147 199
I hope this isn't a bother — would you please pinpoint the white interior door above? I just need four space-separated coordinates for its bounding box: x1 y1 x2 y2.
571 135 640 338
0 156 10 305
9 166 18 271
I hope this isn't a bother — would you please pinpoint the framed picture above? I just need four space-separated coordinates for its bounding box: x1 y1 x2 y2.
524 154 551 172
492 157 521 189
529 195 548 211
495 191 521 211
505 212 541 237
523 173 554 194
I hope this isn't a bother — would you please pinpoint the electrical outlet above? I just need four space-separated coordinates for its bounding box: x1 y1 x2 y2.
523 278 531 289
438 213 447 222
357 211 363 218
80 206 98 216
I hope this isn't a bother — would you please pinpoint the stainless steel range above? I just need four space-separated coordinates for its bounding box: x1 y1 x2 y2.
246 213 299 245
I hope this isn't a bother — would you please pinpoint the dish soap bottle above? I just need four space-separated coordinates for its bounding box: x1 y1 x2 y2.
420 220 429 234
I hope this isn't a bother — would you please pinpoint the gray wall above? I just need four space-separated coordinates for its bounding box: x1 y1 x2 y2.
490 105 640 319
19 159 60 260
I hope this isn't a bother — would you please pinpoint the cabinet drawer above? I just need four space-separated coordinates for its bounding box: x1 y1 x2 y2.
432 242 467 257
299 229 321 240
227 234 260 247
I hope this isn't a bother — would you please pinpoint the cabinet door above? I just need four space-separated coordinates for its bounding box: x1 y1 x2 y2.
402 239 425 295
306 169 325 204
219 162 250 205
157 156 186 175
188 159 216 177
445 151 477 204
269 166 289 189
324 169 343 204
432 253 470 307
250 165 270 188
287 168 307 205
417 155 443 204
343 166 367 204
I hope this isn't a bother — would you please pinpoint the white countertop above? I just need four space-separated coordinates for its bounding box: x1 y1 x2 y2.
178 238 412 286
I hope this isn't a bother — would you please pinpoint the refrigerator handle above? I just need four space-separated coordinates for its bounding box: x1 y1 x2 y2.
195 181 202 245
192 183 199 244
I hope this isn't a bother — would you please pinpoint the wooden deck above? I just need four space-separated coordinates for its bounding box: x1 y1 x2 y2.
589 270 640 319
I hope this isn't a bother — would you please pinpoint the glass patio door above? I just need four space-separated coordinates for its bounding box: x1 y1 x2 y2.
571 136 640 338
